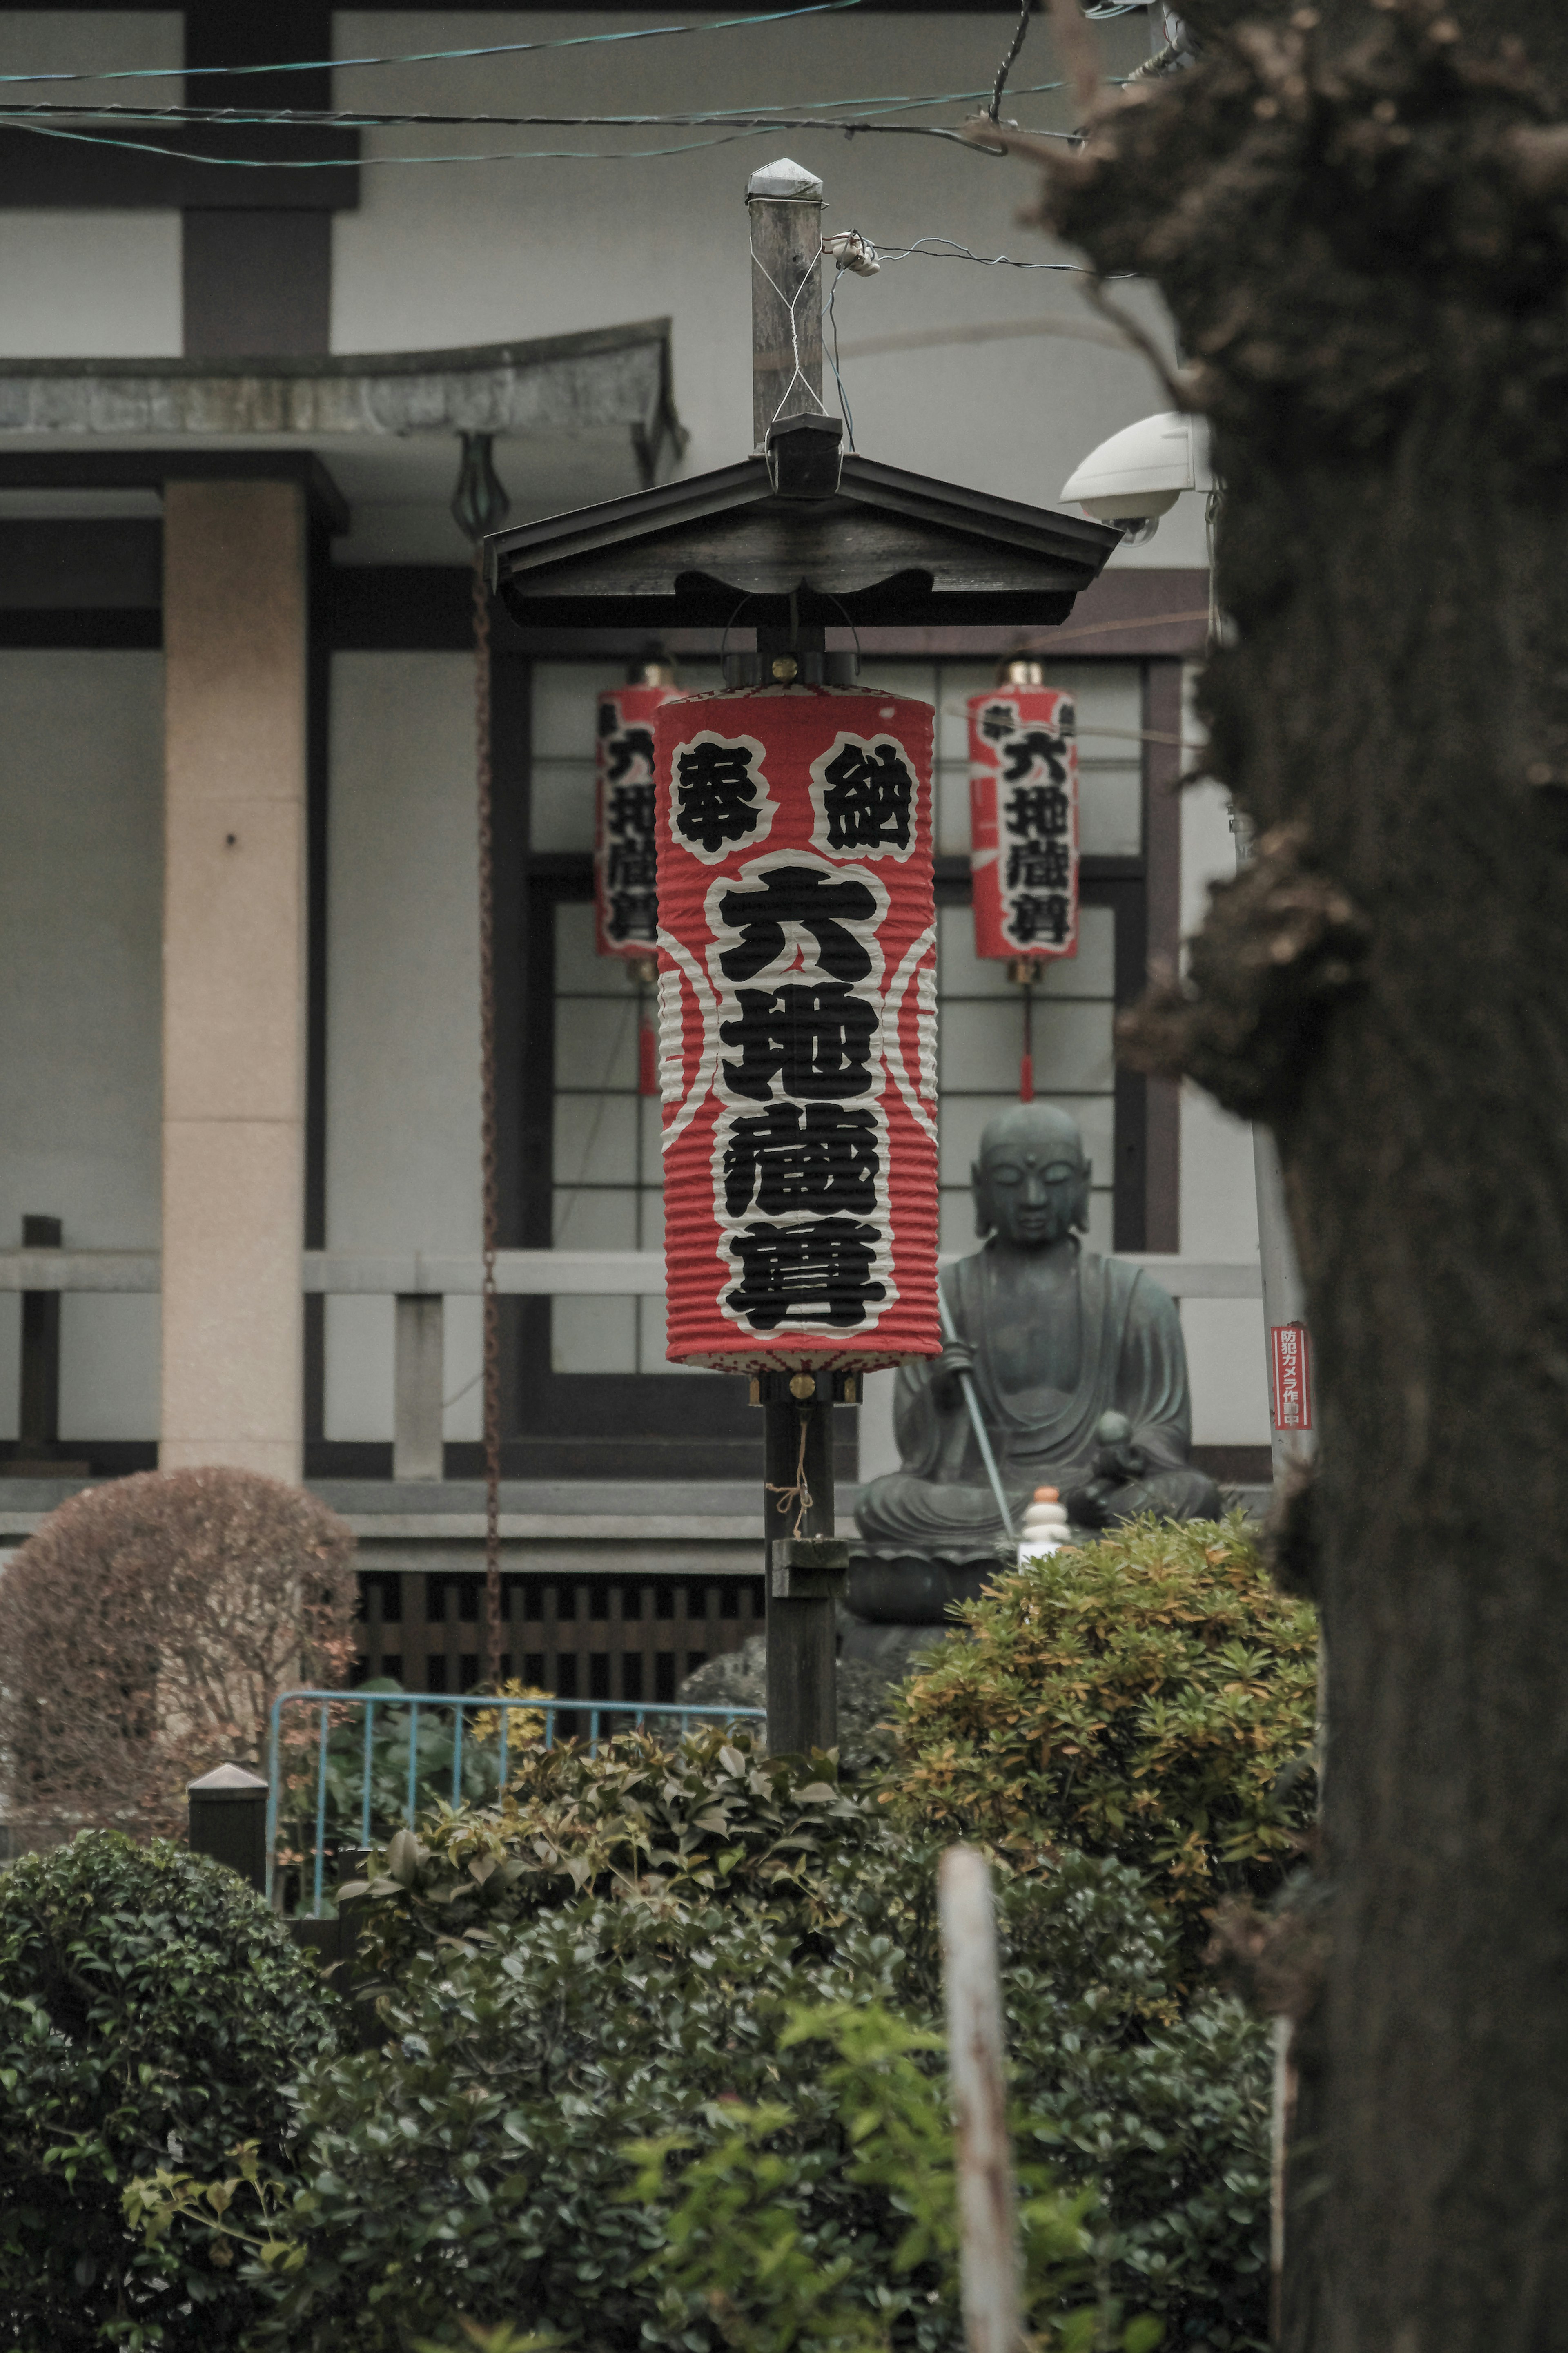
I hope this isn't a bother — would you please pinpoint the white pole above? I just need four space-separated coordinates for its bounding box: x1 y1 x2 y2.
1232 810 1318 1490
939 1846 1022 2353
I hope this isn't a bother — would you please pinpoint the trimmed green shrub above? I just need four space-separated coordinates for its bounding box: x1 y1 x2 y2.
0 1831 345 2350
135 1847 1268 2352
341 1725 885 1978
889 1513 1317 1955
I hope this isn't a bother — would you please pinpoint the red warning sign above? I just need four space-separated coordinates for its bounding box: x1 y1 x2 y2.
1270 1322 1312 1433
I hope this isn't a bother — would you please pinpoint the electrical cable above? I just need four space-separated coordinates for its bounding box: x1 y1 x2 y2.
0 107 1089 168
0 78 1073 131
840 233 1125 274
989 0 1033 121
0 0 869 87
825 263 856 449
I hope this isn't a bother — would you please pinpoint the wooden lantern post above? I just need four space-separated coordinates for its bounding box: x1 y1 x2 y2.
484 164 1118 1764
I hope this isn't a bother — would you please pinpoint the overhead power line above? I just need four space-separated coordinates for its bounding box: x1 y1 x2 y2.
0 79 1071 133
0 0 869 87
0 104 1085 169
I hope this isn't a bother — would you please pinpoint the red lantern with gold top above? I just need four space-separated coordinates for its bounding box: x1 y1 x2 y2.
595 660 682 1091
654 682 939 1372
967 660 1079 1100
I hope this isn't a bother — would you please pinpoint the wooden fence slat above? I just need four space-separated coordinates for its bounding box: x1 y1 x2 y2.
641 1584 659 1706
353 1572 765 1713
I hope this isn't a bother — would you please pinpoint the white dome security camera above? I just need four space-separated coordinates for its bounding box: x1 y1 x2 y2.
1060 410 1212 544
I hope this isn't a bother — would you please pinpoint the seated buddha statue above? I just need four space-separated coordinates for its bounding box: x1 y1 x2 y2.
847 1102 1221 1628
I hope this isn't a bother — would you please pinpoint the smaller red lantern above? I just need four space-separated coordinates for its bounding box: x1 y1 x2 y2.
967 663 1079 1101
595 661 682 1093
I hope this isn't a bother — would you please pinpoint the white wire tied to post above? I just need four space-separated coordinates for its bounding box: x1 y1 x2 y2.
821 230 878 448
748 224 832 435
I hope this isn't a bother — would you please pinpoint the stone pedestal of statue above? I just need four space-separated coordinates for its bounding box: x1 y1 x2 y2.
846 1102 1221 1639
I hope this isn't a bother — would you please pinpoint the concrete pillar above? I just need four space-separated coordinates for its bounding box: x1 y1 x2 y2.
160 480 307 1481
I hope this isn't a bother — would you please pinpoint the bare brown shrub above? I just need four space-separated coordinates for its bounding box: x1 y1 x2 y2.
0 1467 358 1840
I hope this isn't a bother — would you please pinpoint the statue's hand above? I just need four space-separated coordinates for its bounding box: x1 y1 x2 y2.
1093 1437 1146 1485
1063 1477 1116 1528
934 1339 976 1401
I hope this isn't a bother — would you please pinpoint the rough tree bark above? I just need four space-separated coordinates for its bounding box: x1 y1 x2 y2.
1015 4 1568 2346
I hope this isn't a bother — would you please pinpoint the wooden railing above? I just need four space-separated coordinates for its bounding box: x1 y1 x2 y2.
0 1248 1264 1482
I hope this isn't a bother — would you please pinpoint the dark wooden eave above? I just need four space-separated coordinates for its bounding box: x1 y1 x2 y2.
486 451 1120 629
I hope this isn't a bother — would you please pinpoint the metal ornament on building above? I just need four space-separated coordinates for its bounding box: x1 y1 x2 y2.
596 661 683 1094
655 684 939 1372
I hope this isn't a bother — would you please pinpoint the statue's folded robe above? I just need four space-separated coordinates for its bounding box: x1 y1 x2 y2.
856 1245 1217 1561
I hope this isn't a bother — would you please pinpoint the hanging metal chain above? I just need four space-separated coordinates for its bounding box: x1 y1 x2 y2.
472 550 503 1684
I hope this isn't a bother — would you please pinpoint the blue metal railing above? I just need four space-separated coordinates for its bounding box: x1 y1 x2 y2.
266 1687 768 1914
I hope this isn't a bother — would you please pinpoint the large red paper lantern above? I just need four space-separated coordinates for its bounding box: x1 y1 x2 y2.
654 684 940 1371
968 682 1079 964
596 674 683 1092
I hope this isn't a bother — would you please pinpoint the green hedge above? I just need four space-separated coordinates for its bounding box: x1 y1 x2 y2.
0 1831 345 2350
890 1513 1317 1958
134 1815 1270 2351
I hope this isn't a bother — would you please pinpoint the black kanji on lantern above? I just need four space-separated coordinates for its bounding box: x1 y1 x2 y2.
604 779 659 944
719 984 877 1103
674 738 770 855
722 1102 880 1218
1009 893 1072 946
1005 839 1072 892
606 889 657 943
723 1216 887 1330
604 722 656 783
715 864 877 985
1001 729 1069 785
1005 784 1071 841
814 738 915 853
607 781 655 840
978 700 1016 743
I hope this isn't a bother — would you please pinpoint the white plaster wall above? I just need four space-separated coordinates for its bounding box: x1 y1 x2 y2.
332 9 1205 568
0 14 182 357
0 650 164 1438
324 653 484 1442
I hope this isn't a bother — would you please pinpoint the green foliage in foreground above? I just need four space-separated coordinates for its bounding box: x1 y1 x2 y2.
890 1514 1317 1956
341 1728 878 1978
130 1837 1269 2352
0 1832 344 2351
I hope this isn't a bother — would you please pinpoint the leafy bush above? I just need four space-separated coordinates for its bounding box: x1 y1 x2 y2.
342 1725 884 1977
0 1467 358 1838
0 1830 345 2350
890 1513 1317 1954
133 1847 1268 2351
272 1680 553 1897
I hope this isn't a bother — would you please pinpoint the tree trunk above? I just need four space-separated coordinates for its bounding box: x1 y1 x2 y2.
1037 7 1568 2345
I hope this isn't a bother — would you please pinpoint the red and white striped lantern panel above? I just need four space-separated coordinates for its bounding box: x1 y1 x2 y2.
594 682 682 960
654 686 940 1372
968 686 1079 963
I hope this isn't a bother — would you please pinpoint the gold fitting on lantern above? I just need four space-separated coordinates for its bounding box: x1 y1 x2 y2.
628 655 676 686
1007 956 1039 987
998 657 1047 687
788 1372 816 1401
771 655 800 683
628 955 659 990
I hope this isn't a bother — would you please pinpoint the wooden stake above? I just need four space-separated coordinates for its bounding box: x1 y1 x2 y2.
939 1846 1022 2353
746 156 824 452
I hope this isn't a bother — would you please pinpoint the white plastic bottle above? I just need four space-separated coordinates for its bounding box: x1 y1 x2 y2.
1018 1485 1070 1566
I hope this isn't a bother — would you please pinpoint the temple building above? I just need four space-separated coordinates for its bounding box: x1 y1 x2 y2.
0 0 1268 1702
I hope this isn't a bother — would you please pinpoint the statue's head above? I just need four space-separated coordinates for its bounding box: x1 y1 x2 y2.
972 1102 1091 1249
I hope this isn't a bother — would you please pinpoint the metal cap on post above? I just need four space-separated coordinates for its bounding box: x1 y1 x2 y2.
187 1762 268 1895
